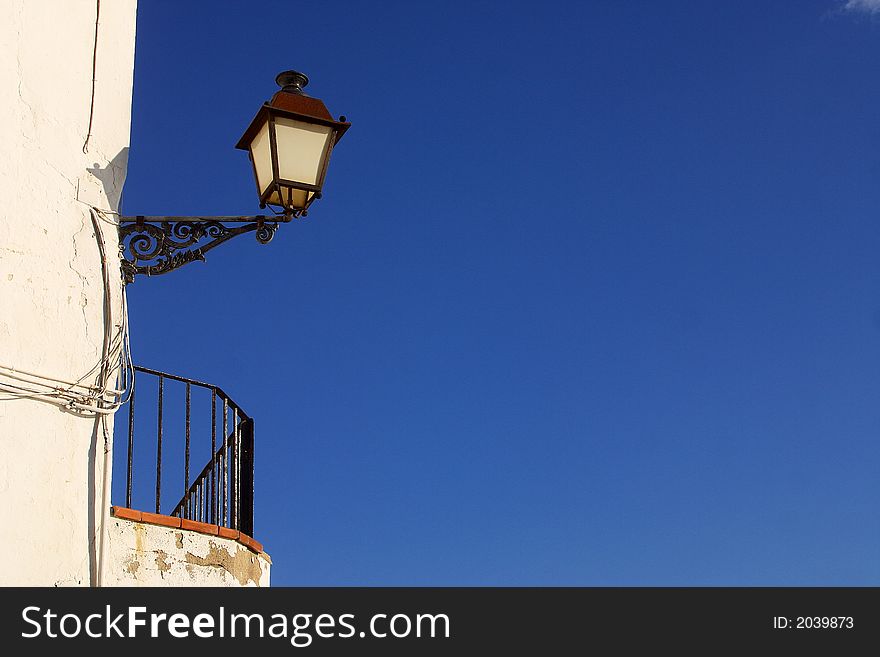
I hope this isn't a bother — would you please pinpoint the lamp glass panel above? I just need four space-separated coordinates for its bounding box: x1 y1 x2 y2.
265 188 315 209
273 117 333 186
249 121 273 195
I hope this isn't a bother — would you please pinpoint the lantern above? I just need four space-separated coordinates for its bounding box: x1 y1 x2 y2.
236 71 350 217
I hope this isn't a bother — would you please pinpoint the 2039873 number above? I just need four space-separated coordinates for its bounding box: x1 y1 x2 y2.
796 617 853 629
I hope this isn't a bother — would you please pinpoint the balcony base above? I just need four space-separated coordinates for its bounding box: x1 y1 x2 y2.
104 507 270 587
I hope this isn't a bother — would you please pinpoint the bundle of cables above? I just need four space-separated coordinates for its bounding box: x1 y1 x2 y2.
0 207 134 416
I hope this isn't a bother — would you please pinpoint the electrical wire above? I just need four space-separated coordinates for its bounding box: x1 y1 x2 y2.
82 0 100 154
0 207 134 416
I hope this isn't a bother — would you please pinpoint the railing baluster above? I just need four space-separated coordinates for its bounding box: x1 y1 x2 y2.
184 382 191 519
211 389 217 525
222 397 228 527
237 416 242 529
238 416 242 529
240 418 254 537
155 375 163 514
230 407 238 530
126 377 135 509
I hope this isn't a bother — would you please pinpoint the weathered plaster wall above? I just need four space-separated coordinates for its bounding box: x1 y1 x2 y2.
106 517 271 587
0 0 137 585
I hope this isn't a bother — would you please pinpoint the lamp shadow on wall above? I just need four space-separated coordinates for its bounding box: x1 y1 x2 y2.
86 147 129 211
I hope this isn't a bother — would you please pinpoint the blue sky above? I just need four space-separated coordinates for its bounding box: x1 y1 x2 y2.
116 0 880 585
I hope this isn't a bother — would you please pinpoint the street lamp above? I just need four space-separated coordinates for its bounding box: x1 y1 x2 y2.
236 71 350 218
119 70 349 282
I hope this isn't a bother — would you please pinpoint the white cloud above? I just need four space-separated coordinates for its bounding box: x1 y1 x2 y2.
843 0 880 13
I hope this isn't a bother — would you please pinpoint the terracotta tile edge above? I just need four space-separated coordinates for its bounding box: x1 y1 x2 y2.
181 518 220 535
218 526 240 541
111 506 267 556
238 532 264 554
141 511 181 528
110 506 142 522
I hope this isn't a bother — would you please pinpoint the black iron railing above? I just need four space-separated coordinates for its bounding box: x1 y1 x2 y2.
123 365 254 536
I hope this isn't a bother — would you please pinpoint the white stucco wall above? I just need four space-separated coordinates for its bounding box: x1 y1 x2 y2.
0 0 137 585
105 517 271 587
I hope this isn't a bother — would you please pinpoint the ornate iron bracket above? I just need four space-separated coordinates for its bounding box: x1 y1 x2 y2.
119 215 291 283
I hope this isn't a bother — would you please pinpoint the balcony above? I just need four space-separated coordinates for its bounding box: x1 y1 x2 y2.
107 366 268 586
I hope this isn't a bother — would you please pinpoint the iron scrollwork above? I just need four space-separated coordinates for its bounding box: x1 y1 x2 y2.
119 216 283 283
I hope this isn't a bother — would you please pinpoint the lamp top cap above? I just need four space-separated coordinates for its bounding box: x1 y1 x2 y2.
275 70 309 95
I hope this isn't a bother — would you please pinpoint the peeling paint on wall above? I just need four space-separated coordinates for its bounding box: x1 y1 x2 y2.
154 550 171 572
105 517 270 587
185 542 263 587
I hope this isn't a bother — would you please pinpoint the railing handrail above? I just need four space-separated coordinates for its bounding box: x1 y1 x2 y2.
132 365 249 419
